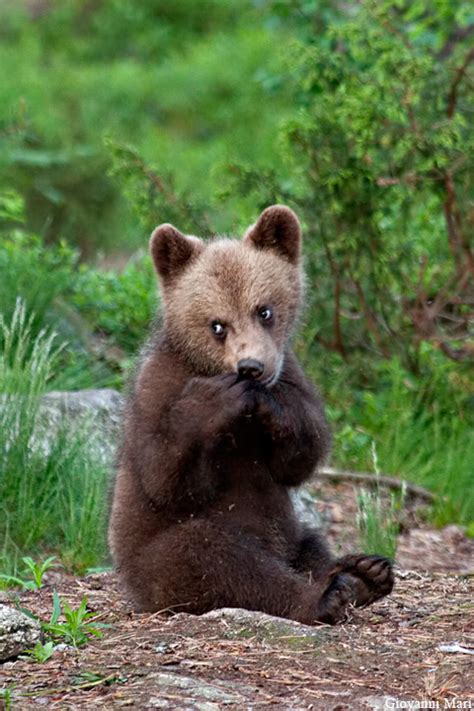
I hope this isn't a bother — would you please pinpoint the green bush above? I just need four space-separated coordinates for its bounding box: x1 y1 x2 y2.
0 231 77 341
72 251 158 357
0 221 112 389
0 196 158 387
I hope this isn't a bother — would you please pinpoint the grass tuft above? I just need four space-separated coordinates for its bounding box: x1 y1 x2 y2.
0 302 108 580
356 443 405 560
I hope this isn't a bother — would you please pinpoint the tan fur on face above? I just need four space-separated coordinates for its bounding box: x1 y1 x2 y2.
161 239 303 381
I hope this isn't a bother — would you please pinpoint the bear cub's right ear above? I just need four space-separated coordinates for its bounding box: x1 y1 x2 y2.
150 224 203 282
244 205 301 264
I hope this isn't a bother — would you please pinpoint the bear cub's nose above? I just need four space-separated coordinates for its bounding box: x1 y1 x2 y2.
237 358 264 380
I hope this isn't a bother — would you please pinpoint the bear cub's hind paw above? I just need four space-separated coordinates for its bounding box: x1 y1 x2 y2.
313 554 394 625
334 553 394 608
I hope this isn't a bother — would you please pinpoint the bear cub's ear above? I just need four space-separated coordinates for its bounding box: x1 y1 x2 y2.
150 224 203 282
244 205 301 264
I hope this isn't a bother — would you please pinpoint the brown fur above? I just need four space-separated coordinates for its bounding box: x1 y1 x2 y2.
109 205 393 624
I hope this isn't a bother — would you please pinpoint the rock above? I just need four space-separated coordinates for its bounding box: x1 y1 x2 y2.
203 607 309 632
0 388 123 465
38 389 124 464
202 607 331 646
290 485 323 529
0 605 41 661
41 388 123 424
146 672 253 707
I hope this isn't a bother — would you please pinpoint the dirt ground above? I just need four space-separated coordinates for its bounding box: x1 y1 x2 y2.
1 482 473 710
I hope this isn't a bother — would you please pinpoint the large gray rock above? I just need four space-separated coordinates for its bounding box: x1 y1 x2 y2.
40 389 124 429
39 388 124 463
0 605 41 661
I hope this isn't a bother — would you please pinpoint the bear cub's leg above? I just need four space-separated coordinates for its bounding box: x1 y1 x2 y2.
129 520 341 624
128 521 391 626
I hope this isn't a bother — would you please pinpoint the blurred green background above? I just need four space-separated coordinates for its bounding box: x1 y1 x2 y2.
0 0 473 573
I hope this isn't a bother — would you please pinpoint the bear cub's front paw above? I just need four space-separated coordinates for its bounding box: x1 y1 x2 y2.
252 387 284 426
180 374 256 434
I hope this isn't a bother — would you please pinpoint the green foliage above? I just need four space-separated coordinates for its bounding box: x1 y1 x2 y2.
0 555 57 590
0 303 108 578
24 640 55 663
43 592 106 649
72 250 158 356
0 0 248 63
0 203 113 389
0 230 76 340
323 348 473 526
0 189 25 225
0 687 12 710
0 299 59 390
0 211 157 386
22 555 57 588
105 138 215 237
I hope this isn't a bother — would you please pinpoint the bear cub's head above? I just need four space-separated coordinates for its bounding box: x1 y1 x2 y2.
150 205 303 387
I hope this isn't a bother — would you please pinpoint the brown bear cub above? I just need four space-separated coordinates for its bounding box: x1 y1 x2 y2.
109 205 394 624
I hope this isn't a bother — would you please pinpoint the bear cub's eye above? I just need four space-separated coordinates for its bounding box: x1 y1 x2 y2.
257 306 273 323
211 320 226 339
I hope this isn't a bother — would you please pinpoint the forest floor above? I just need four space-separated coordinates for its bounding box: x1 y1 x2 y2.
1 481 473 710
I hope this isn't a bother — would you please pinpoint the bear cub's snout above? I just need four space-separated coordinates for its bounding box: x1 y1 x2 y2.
237 358 265 380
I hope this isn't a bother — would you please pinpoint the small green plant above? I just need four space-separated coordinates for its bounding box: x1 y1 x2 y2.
24 640 56 663
0 687 13 710
43 592 106 649
22 556 57 588
0 556 57 590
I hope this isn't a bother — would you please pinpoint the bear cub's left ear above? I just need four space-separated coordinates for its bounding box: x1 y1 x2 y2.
150 224 204 283
244 205 301 264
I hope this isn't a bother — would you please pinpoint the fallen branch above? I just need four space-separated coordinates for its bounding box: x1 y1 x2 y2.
317 467 435 502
